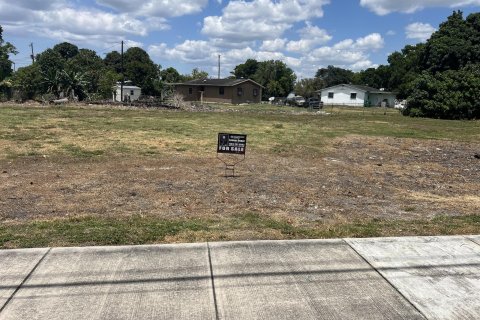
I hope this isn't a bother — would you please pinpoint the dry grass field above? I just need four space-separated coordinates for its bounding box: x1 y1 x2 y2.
1 103 479 248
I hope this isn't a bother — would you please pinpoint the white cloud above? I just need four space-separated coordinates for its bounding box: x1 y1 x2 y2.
203 16 289 41
354 33 384 51
405 22 436 42
202 0 330 42
386 30 396 36
260 39 287 51
95 0 209 18
286 23 332 52
303 33 384 71
360 0 480 15
0 1 168 49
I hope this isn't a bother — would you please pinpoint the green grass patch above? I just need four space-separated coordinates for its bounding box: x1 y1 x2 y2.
1 213 478 249
1 105 479 160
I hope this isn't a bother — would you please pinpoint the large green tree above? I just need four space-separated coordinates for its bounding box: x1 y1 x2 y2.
231 59 259 79
401 11 480 119
67 49 105 95
294 78 324 98
0 26 18 81
405 66 480 119
10 64 42 100
353 65 391 90
315 66 354 87
386 44 425 97
53 42 79 60
104 51 122 74
183 68 209 81
123 47 159 95
160 67 183 83
252 60 296 98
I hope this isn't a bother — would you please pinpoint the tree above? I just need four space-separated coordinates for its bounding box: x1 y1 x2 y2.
160 67 183 83
60 69 87 100
10 64 42 100
252 60 296 98
36 49 65 74
183 68 209 81
294 78 324 97
67 49 105 94
53 42 79 60
386 44 425 97
315 66 354 87
353 65 391 90
0 26 18 81
123 47 159 95
41 69 63 98
231 59 258 79
104 51 122 74
403 66 480 119
98 70 119 99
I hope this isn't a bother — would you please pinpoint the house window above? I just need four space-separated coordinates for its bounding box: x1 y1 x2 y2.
350 93 357 100
253 88 258 96
130 90 134 95
328 92 334 99
199 86 205 92
219 87 224 95
237 87 243 96
188 87 193 94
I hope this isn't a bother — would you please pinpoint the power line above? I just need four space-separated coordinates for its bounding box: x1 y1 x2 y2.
102 43 121 54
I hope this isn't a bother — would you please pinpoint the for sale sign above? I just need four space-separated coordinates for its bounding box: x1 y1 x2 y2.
217 133 247 155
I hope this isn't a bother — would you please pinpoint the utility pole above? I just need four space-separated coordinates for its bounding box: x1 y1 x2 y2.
121 40 124 102
12 62 15 72
29 43 35 64
218 54 221 79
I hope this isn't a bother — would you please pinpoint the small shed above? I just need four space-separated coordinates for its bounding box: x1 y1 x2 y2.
174 78 263 104
113 84 141 102
317 84 396 107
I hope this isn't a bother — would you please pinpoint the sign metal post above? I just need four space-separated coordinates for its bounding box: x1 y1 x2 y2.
216 133 247 177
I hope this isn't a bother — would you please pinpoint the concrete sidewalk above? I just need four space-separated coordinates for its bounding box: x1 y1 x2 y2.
0 236 479 319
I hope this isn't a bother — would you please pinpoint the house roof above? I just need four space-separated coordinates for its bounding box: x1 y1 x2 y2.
114 85 141 90
318 84 393 94
174 78 264 88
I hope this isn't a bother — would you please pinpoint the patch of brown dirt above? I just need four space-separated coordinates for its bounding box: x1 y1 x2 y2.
1 135 479 225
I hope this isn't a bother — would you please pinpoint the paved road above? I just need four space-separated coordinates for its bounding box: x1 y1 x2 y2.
0 236 479 319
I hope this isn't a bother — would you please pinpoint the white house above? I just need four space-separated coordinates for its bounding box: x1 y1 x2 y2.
113 84 141 102
318 84 396 107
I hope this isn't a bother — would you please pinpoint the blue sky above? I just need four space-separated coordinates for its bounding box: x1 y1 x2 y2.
2 0 479 78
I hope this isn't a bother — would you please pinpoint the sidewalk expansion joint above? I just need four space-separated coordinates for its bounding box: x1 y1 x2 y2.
343 239 428 320
207 242 220 320
465 236 480 248
0 248 52 315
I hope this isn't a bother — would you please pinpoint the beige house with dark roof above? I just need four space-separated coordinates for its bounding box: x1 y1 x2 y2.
174 78 264 104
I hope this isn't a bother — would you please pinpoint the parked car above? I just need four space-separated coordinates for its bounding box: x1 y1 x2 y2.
286 95 306 107
305 97 323 109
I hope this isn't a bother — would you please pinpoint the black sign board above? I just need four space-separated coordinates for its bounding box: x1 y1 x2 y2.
217 133 247 155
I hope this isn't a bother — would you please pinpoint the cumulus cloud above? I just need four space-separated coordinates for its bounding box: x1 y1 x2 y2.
260 39 287 51
360 0 480 15
303 33 384 71
95 0 209 18
286 23 332 52
354 33 384 50
405 22 436 42
0 1 172 48
202 0 330 42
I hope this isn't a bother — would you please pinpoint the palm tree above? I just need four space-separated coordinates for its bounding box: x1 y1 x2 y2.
42 69 63 98
60 69 87 100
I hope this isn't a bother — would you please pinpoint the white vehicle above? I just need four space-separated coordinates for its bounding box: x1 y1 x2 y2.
286 95 306 107
395 99 407 109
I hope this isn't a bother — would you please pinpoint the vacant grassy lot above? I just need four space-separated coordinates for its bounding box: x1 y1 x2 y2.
1 103 479 248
